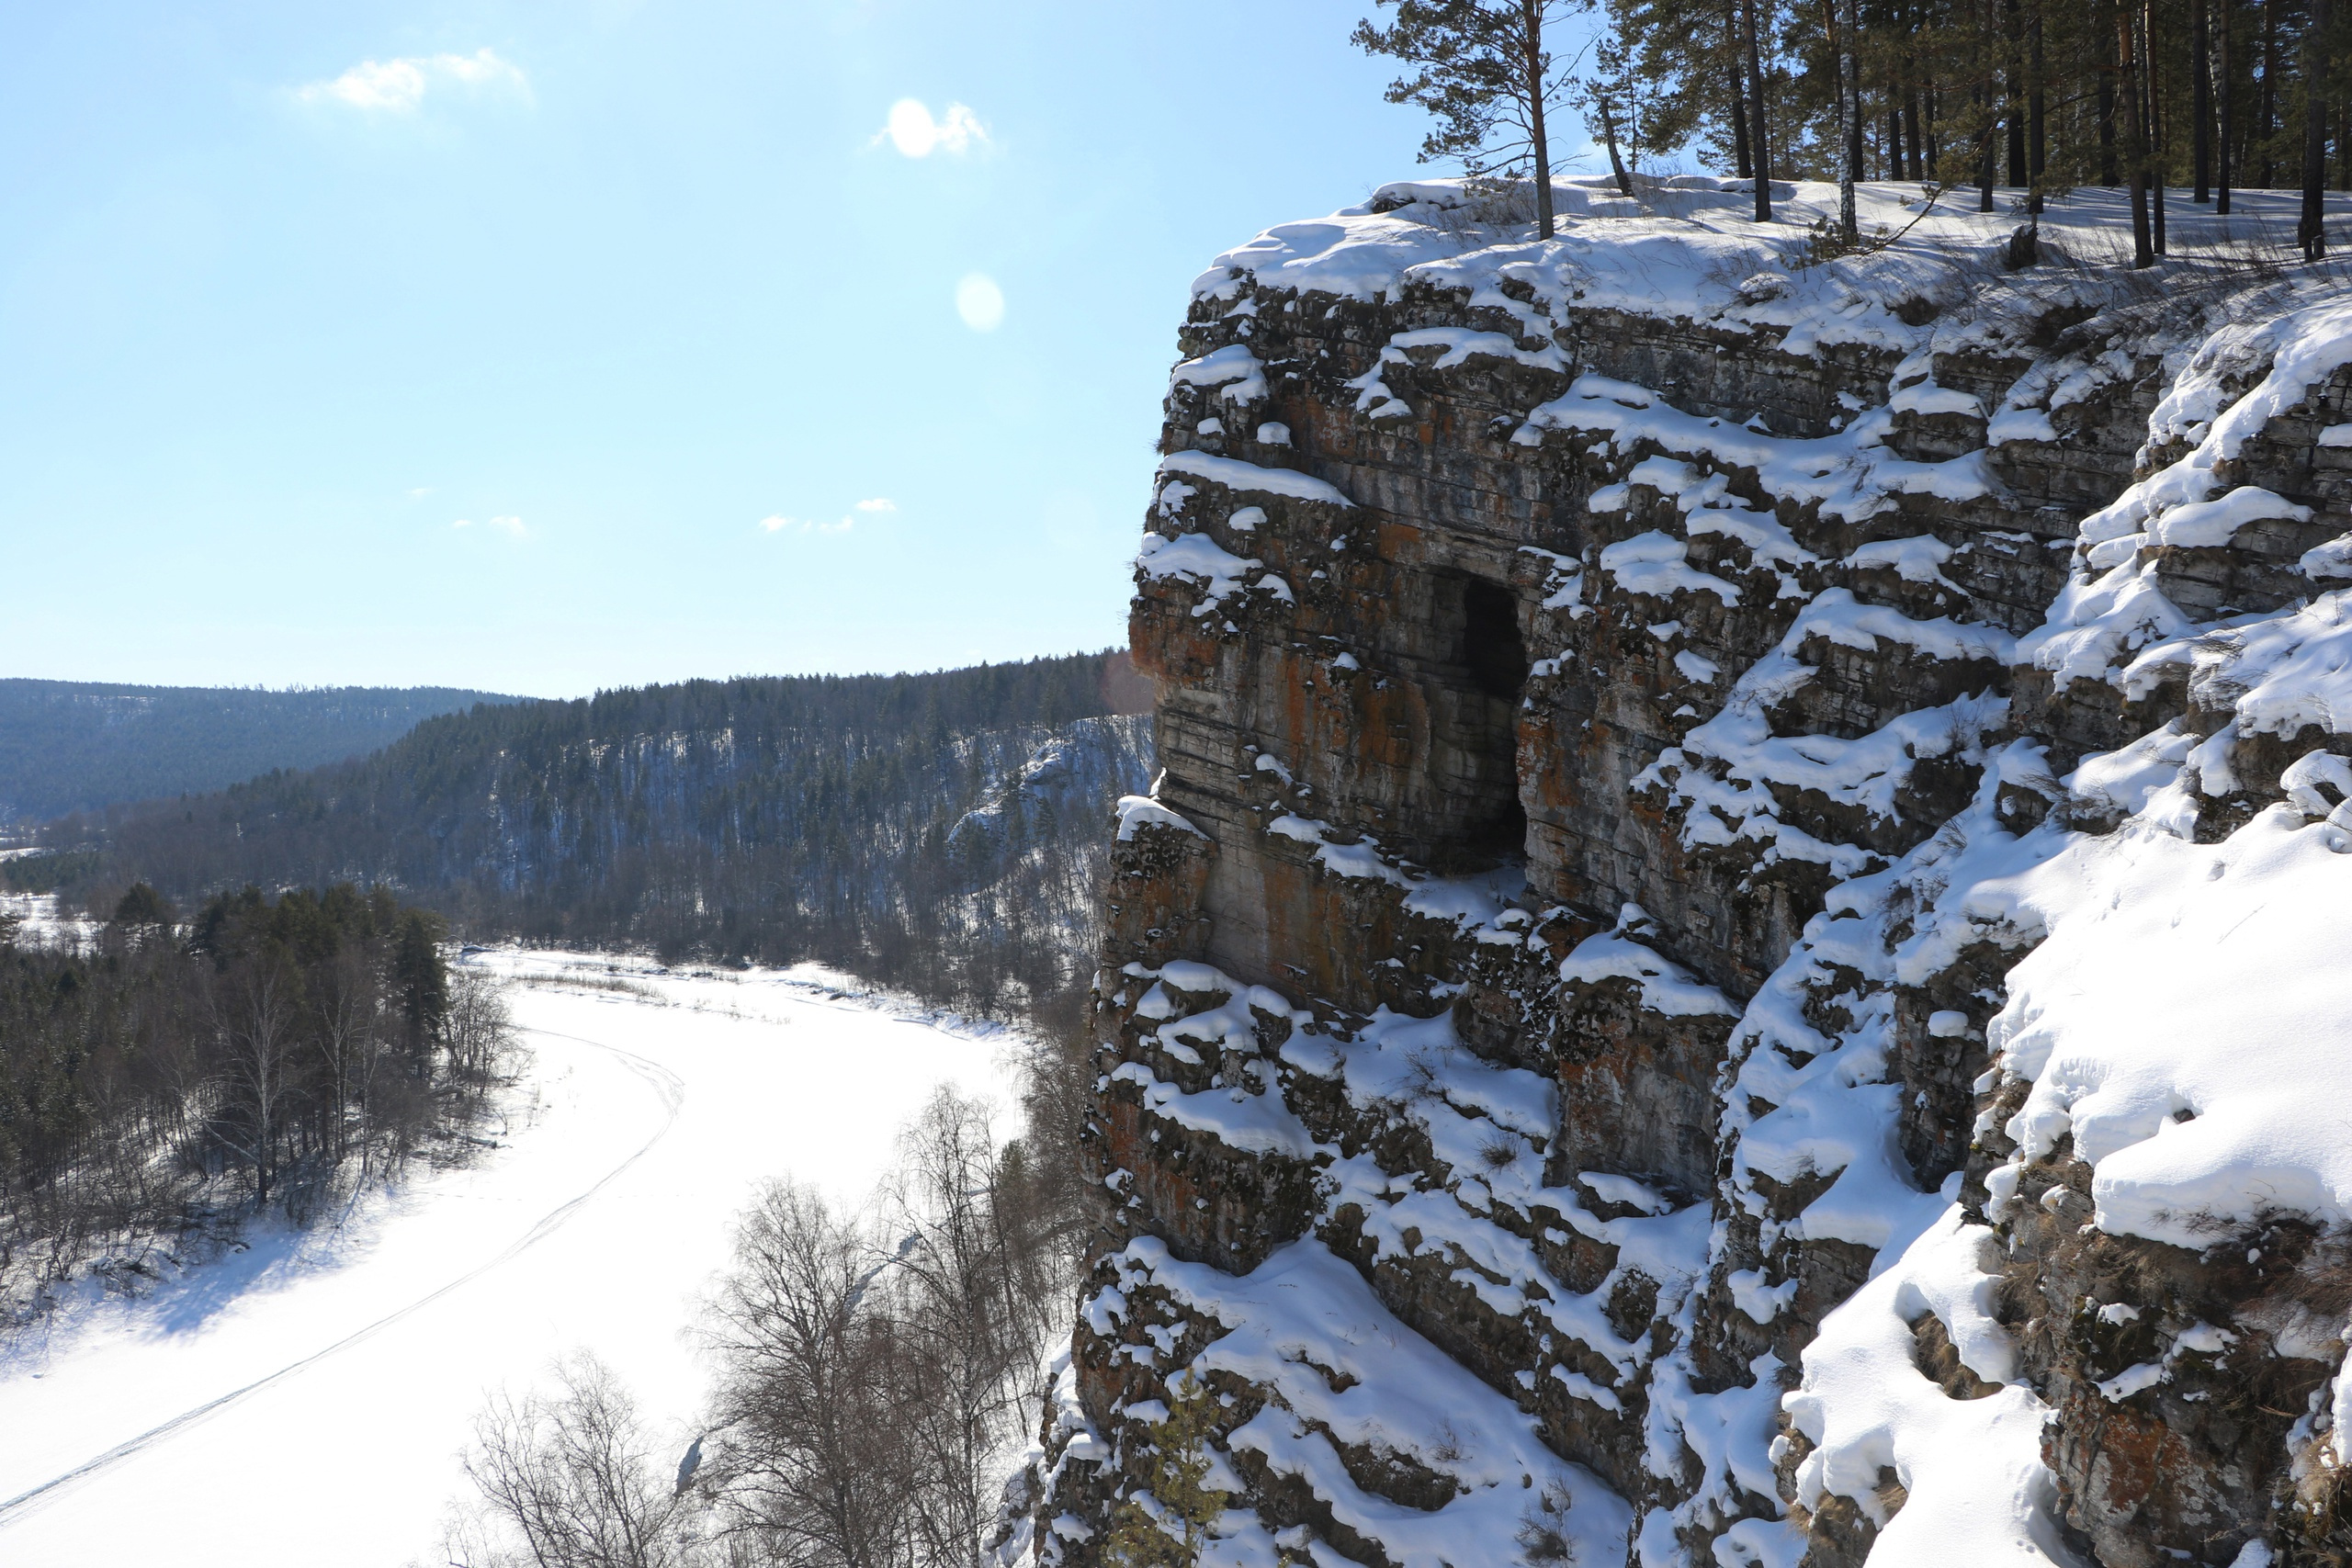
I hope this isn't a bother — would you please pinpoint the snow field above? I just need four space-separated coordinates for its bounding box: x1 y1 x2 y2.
0 953 1015 1566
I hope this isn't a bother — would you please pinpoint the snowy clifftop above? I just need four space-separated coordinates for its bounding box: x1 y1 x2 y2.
1023 179 2352 1568
1198 175 1983 354
1196 174 2337 343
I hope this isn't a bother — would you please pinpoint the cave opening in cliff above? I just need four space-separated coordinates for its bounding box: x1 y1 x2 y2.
1429 574 1530 871
1462 580 1529 699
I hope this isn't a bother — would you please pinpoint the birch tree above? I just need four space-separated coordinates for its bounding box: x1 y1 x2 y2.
699 1179 918 1568
448 1353 699 1568
208 964 299 1206
885 1090 1063 1568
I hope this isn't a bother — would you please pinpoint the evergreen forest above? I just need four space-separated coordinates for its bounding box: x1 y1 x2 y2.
16 653 1154 1035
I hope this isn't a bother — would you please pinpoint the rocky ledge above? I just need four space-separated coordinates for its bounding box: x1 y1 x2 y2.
1001 177 2352 1568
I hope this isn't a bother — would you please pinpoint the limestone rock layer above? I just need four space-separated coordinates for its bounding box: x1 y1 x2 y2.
1006 180 2352 1568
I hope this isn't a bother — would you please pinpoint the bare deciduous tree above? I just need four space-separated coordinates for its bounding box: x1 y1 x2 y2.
312 945 378 1168
884 1090 1065 1568
206 963 300 1206
447 965 521 1098
447 1086 1085 1568
444 1352 700 1568
699 1179 917 1568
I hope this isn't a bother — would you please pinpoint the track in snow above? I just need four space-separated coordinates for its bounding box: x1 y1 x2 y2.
0 958 1011 1566
0 1030 683 1528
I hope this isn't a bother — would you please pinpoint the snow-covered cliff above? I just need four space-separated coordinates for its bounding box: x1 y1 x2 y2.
1013 176 2352 1568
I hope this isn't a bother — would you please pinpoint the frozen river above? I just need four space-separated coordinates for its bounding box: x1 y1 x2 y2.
0 954 1014 1565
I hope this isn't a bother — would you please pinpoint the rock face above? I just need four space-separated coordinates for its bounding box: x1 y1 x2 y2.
1005 179 2352 1568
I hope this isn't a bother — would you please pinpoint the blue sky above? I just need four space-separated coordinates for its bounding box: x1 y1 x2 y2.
0 2 1603 697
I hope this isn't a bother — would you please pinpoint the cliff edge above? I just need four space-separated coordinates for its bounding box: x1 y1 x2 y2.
1010 177 2352 1568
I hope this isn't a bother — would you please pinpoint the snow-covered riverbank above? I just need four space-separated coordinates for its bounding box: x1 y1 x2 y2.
0 953 1017 1565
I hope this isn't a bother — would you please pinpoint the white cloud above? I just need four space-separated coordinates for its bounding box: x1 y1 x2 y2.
762 511 857 536
299 48 528 113
955 274 1005 333
854 497 897 513
879 98 988 158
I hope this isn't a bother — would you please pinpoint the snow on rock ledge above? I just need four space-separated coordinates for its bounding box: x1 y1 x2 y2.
1984 802 2352 1247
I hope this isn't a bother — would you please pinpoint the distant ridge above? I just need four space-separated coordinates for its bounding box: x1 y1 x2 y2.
26 651 1154 1027
0 680 522 826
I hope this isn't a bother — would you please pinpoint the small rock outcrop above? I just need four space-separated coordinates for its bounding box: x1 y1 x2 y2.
1004 178 2352 1568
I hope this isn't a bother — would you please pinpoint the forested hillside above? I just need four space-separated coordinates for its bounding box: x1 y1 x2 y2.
28 655 1153 1031
0 882 506 1323
0 680 517 827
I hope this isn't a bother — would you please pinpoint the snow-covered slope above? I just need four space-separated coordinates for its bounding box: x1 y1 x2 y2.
0 955 1012 1566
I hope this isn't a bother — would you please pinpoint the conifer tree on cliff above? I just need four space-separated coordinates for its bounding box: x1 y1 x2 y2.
1577 16 1643 197
1354 0 1578 238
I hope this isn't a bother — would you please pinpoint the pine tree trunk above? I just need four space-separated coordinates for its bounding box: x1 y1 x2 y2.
1743 0 1771 220
2120 0 2154 264
1906 81 1924 179
1978 0 1997 217
1730 72 1752 176
2101 0 2120 186
2218 0 2235 211
2030 0 2047 211
2303 0 2331 258
1981 0 1998 210
1522 0 1556 238
2259 0 2278 187
2007 0 2028 185
1598 97 1634 195
1727 1 1752 178
2194 0 2212 199
1844 0 1863 185
2150 0 2167 254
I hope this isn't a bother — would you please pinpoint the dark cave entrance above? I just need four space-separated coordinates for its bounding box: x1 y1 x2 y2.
1427 574 1531 872
1463 579 1531 700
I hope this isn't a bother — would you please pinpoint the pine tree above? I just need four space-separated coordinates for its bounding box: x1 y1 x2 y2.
1577 25 1643 195
1100 1373 1227 1568
109 882 175 930
1353 0 1581 237
393 908 451 1057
